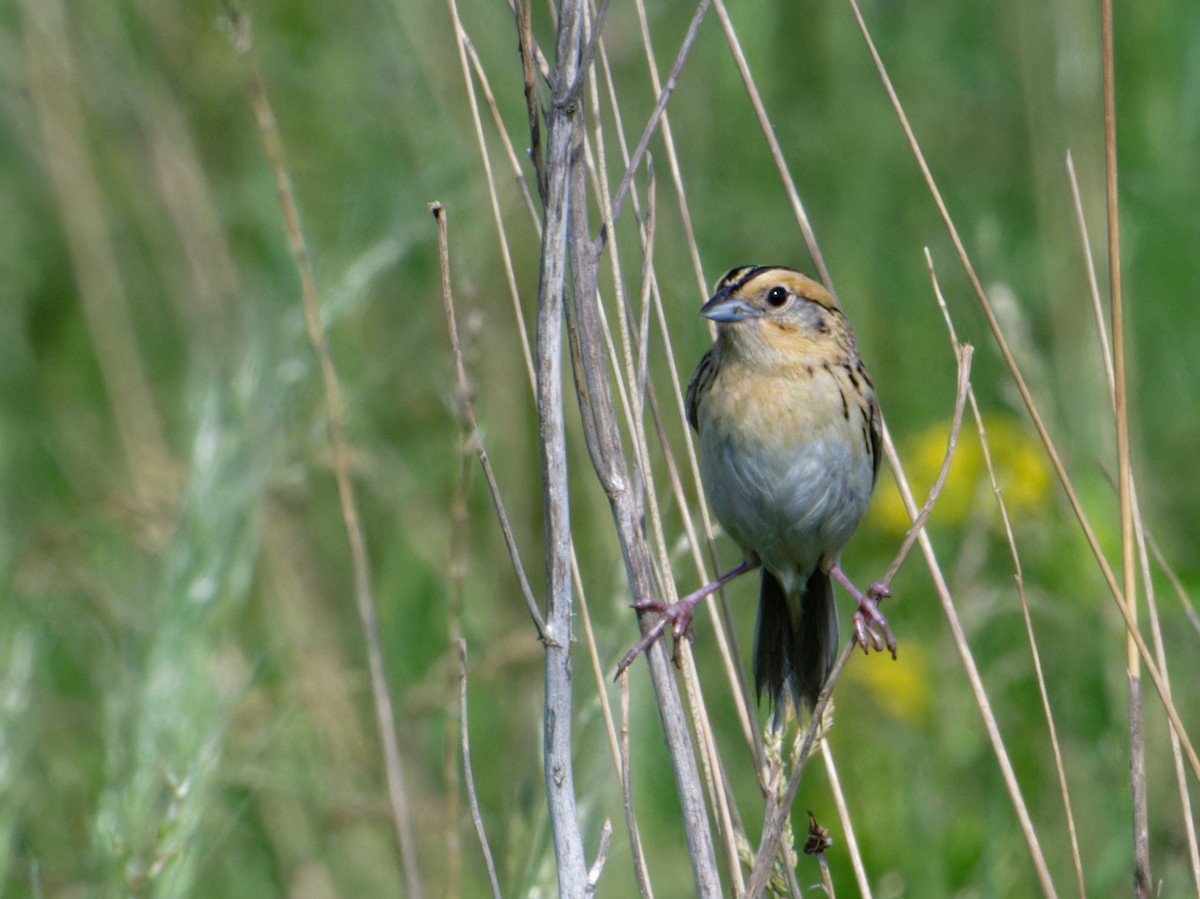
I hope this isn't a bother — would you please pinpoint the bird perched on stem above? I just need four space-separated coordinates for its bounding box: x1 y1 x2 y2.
618 266 893 726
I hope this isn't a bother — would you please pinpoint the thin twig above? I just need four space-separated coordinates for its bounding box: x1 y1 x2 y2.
458 641 503 899
432 202 546 639
605 0 710 233
516 0 547 203
226 8 422 895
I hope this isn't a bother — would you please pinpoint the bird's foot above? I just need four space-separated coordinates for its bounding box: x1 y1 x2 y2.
615 559 757 678
852 581 896 658
827 566 897 658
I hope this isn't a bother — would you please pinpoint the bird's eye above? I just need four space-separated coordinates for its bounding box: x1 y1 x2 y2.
766 286 789 307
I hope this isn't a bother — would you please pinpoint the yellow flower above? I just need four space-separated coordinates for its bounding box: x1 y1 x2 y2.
871 414 1051 534
846 640 933 722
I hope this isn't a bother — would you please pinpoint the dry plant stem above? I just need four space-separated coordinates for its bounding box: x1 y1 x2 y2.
605 0 711 232
1066 152 1114 394
229 13 423 895
884 426 1058 899
535 0 589 888
819 742 871 899
438 204 469 899
458 641 503 899
843 0 1200 783
926 251 1087 899
1136 511 1200 894
551 8 721 894
589 16 762 807
449 14 688 890
619 676 654 899
1066 170 1200 893
1100 0 1150 887
710 0 831 290
432 203 546 639
563 136 722 899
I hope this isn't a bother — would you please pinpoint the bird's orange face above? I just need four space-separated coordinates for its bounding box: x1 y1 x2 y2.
701 267 850 366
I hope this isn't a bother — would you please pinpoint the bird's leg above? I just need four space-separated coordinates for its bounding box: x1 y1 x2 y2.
616 558 759 677
826 564 896 658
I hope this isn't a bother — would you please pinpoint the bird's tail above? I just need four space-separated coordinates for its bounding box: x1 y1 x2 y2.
753 567 839 728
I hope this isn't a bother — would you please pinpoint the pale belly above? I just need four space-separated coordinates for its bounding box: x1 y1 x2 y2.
698 385 874 588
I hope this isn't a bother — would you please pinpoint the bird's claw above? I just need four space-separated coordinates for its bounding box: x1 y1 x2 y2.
852 582 896 659
616 597 697 677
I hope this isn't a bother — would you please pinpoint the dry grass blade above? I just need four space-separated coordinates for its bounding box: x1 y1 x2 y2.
1067 151 1199 893
709 0 831 289
926 250 1087 898
1099 0 1151 888
457 641 503 899
819 742 871 899
226 7 423 895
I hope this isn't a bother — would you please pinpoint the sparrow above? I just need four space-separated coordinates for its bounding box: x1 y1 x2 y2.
618 266 892 725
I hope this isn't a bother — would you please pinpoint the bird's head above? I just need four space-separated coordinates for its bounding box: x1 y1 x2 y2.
700 266 847 362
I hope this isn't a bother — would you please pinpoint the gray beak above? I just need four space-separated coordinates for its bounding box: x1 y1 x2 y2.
700 294 762 323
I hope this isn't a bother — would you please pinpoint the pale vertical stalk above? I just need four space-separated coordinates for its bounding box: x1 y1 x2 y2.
1100 0 1149 891
227 10 423 894
20 0 172 500
535 0 589 888
820 742 872 899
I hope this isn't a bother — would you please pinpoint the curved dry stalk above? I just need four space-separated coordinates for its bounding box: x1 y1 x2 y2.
457 642 503 899
433 203 546 640
748 342 975 898
819 742 871 899
841 0 1199 785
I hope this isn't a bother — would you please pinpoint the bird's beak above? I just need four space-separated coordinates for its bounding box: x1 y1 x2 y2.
700 294 762 322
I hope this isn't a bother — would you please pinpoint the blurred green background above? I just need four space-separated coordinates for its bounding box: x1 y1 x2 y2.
2 0 1198 895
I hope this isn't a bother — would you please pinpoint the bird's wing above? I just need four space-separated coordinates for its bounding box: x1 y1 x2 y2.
686 347 718 432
